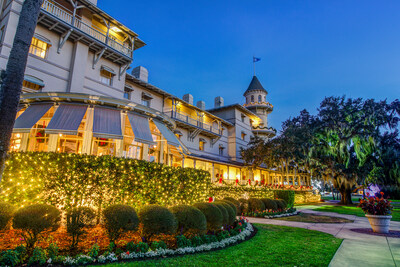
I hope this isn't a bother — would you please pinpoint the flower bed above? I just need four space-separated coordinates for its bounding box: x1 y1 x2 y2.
244 207 299 219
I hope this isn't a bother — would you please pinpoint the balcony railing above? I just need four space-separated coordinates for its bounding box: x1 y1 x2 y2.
165 110 221 135
41 0 133 57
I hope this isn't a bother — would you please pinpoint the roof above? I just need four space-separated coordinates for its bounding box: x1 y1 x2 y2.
207 103 260 119
243 76 268 96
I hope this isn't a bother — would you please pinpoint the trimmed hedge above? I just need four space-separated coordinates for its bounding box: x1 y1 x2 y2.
170 205 207 234
214 201 236 225
248 198 265 212
260 198 277 211
223 197 241 214
193 203 223 230
274 190 295 208
138 205 177 237
221 200 238 216
238 198 249 214
275 199 286 210
103 204 139 242
212 203 229 225
0 202 14 230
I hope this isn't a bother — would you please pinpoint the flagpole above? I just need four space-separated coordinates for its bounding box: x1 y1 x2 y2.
253 56 255 76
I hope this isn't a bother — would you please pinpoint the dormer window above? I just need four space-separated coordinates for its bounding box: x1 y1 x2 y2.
29 34 51 59
124 85 133 100
100 66 115 86
141 92 153 107
22 75 44 93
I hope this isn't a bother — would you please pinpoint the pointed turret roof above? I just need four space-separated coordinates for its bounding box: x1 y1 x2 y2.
243 76 268 96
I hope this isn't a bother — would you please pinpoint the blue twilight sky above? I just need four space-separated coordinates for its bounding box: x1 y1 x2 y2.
99 0 400 130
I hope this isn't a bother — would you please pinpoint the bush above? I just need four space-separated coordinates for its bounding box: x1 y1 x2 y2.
238 198 249 214
150 241 167 250
248 198 265 212
223 197 241 214
170 205 207 235
13 204 60 251
27 247 47 266
212 202 229 225
177 235 191 248
103 204 139 242
0 202 14 230
190 235 204 247
221 200 238 216
138 205 177 237
275 199 286 210
137 242 149 253
274 190 295 208
261 198 278 211
280 199 288 209
46 243 58 260
66 207 96 248
214 201 236 225
0 249 20 266
192 203 223 230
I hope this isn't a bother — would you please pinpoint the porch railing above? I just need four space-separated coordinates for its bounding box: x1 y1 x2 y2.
165 110 221 135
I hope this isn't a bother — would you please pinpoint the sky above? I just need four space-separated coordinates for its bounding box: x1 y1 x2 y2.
99 0 400 130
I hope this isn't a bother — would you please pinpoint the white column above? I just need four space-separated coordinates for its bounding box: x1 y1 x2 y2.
47 135 58 152
142 144 149 161
20 133 29 151
82 107 94 154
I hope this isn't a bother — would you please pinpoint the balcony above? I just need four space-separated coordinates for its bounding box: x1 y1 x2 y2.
38 0 135 64
243 101 273 111
252 126 276 138
165 110 222 138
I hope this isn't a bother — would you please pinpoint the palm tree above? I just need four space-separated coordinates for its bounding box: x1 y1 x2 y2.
0 0 44 181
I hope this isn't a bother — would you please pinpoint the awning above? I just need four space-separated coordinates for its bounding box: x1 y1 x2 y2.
24 75 45 87
101 65 116 75
93 106 122 139
142 92 153 99
33 33 52 46
199 137 207 143
127 113 155 145
174 130 183 136
13 104 52 133
45 104 88 135
152 120 180 147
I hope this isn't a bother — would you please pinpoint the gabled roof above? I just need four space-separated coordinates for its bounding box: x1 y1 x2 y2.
243 76 268 96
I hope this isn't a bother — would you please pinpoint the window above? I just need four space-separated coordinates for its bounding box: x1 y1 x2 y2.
29 36 50 59
251 95 254 102
199 140 205 151
100 69 113 86
241 132 246 141
258 95 262 102
22 80 41 93
124 86 133 100
141 92 153 108
219 146 224 156
241 114 246 123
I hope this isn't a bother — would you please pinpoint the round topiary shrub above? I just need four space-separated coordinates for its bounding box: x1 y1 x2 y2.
170 205 207 234
261 198 278 211
248 198 265 212
13 204 61 251
66 207 96 248
215 201 236 225
212 202 229 225
221 200 238 216
275 199 286 210
238 198 249 214
0 202 14 230
193 203 222 230
103 204 139 242
223 197 241 215
280 199 288 209
138 205 177 237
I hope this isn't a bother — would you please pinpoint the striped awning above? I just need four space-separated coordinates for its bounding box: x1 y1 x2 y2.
13 104 52 133
127 113 155 145
45 104 87 135
92 106 122 139
152 120 180 147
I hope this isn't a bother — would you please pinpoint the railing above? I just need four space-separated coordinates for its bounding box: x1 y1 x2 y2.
41 0 133 58
243 101 273 109
166 110 221 135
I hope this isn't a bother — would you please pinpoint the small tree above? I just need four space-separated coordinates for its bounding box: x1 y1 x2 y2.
66 207 96 250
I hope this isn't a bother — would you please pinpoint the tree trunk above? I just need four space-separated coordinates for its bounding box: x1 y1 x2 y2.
339 187 353 205
0 0 44 182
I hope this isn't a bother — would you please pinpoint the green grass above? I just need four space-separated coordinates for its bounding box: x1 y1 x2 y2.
100 224 342 267
312 205 400 221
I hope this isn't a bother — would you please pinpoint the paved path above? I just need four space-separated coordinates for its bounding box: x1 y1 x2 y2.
247 206 400 267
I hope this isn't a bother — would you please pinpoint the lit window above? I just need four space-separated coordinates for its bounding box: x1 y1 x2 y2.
199 140 205 151
241 132 246 141
22 80 41 93
29 36 50 59
100 69 113 86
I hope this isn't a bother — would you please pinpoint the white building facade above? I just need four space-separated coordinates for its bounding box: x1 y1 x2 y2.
0 0 311 186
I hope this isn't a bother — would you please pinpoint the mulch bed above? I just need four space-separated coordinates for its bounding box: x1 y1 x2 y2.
350 228 400 238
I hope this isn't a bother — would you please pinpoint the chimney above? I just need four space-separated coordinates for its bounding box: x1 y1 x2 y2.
183 94 193 105
196 100 205 110
132 66 148 83
214 96 224 108
87 0 98 5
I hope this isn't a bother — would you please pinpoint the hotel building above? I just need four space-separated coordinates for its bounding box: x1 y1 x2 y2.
0 0 311 186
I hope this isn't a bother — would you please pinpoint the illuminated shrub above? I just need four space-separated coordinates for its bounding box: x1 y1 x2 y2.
13 204 61 251
214 201 236 225
248 198 265 212
223 197 241 214
238 198 249 214
102 204 139 242
170 205 207 234
139 205 177 237
66 207 96 248
192 203 222 230
0 202 14 230
261 198 278 211
212 202 229 225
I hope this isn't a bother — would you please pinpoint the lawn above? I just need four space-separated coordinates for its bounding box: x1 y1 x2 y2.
100 224 342 267
273 212 353 223
312 205 400 221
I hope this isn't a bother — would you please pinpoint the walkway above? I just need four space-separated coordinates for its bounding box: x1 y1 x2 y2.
247 206 400 267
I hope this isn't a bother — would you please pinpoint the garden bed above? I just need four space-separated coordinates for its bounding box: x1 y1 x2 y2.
272 212 354 223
